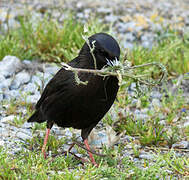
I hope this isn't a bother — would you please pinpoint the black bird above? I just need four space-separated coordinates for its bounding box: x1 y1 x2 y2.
28 33 120 166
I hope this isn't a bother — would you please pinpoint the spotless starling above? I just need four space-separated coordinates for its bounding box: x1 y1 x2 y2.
28 33 120 166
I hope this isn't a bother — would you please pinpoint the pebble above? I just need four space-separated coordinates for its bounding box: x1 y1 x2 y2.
97 7 112 14
151 98 161 108
31 75 43 88
26 94 40 104
22 82 38 94
105 14 118 22
125 33 136 42
1 115 16 123
0 140 4 146
8 89 21 98
183 120 189 127
123 41 134 49
16 131 32 140
0 94 3 101
10 70 31 89
172 141 189 149
0 78 12 90
118 22 136 33
0 56 22 78
134 109 149 120
0 75 6 88
139 153 154 160
22 122 33 129
150 91 162 99
44 65 59 75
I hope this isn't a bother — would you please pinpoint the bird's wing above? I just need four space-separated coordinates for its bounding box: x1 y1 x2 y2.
35 67 73 109
36 66 102 110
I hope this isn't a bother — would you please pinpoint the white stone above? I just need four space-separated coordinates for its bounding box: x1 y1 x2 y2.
152 98 161 108
11 71 31 89
1 115 16 123
26 94 40 104
44 65 59 75
172 141 189 149
16 131 31 140
8 89 21 98
0 77 11 89
23 82 38 94
0 140 4 146
139 153 154 160
0 56 22 77
184 121 189 127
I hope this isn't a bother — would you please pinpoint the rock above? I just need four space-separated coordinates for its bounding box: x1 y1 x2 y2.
139 153 154 160
16 131 31 140
26 94 40 104
64 129 73 137
22 82 38 94
31 74 42 88
183 120 189 127
8 89 21 98
44 72 53 86
134 109 149 120
142 40 153 49
77 13 84 19
152 98 161 108
0 94 3 101
118 22 136 33
122 41 134 49
44 65 59 75
125 33 136 42
172 141 189 149
0 56 22 78
0 76 11 90
22 60 32 66
128 82 136 91
97 7 112 14
105 14 118 22
159 120 166 125
10 70 31 90
1 115 16 123
0 140 4 146
0 75 6 87
22 121 32 129
150 91 162 99
0 10 11 22
76 2 84 9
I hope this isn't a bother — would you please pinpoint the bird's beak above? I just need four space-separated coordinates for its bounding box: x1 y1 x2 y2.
106 57 119 67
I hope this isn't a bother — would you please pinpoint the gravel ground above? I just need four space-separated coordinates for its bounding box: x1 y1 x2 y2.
0 0 189 176
1 0 189 48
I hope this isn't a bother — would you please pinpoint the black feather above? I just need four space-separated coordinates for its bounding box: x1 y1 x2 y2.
28 33 120 140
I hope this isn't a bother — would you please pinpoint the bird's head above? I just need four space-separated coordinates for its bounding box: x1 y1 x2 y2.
79 33 120 69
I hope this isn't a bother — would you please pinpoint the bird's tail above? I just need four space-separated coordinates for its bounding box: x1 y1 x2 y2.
28 109 45 123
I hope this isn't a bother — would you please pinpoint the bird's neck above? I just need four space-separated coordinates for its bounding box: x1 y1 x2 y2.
78 52 96 69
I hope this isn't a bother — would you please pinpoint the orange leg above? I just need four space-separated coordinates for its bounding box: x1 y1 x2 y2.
42 128 51 158
84 139 98 167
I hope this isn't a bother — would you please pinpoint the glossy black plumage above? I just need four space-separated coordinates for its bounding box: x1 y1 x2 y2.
28 33 120 141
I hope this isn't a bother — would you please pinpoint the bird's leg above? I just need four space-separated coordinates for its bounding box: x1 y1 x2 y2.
84 139 98 167
42 128 51 158
42 122 53 158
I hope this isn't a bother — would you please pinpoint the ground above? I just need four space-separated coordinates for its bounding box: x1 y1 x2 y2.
0 0 189 179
